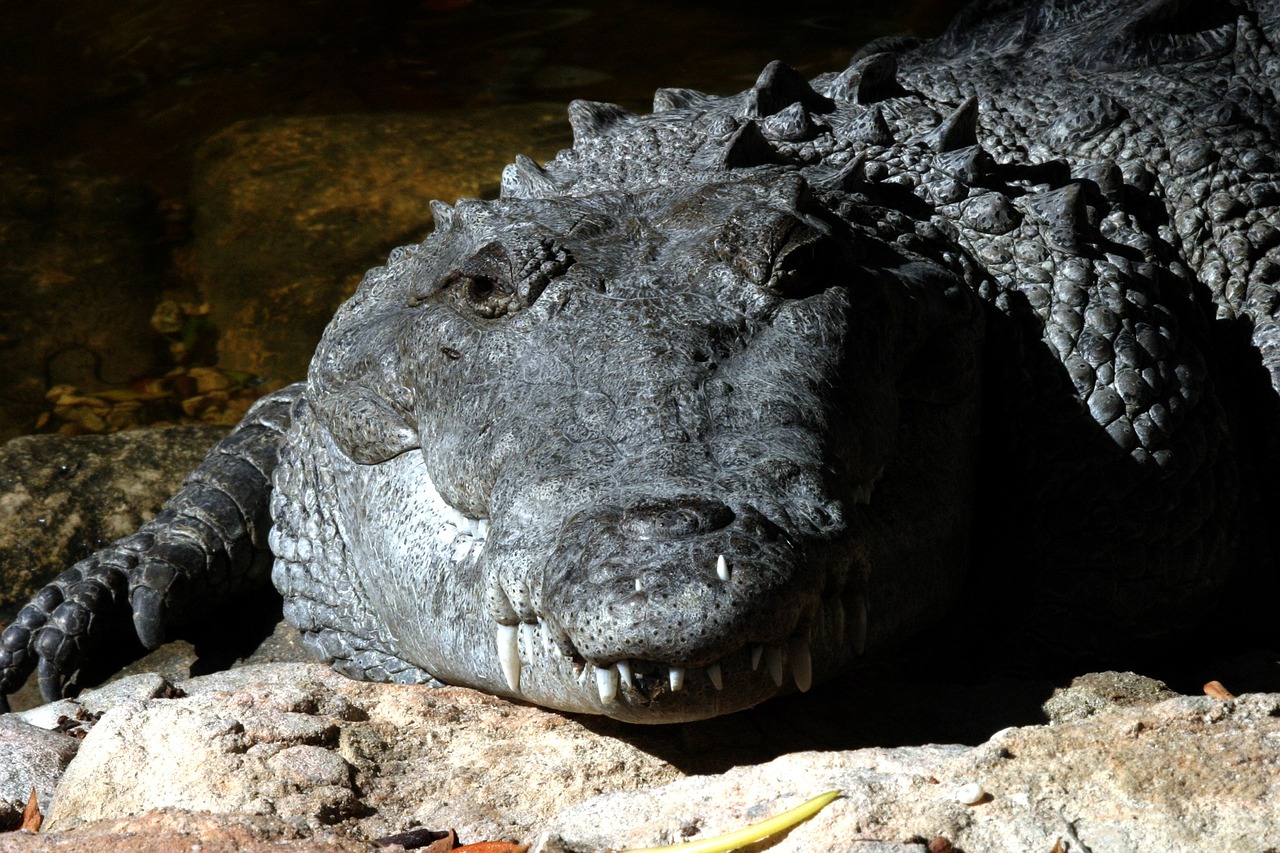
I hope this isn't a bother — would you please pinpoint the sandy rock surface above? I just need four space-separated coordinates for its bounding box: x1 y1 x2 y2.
543 693 1280 853
2 663 1277 852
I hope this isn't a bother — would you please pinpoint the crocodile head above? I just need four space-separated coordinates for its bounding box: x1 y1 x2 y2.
306 169 983 722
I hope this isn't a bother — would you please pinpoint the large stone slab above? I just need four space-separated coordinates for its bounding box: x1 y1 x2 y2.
0 425 228 615
4 661 1276 852
543 692 1280 853
189 107 571 381
40 663 682 843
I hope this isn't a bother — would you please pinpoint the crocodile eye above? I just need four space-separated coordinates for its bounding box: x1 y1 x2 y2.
431 238 575 320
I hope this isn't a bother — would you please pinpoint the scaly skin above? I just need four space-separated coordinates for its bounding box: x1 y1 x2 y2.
2 0 1277 721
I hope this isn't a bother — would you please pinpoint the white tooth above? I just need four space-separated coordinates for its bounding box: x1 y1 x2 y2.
617 659 634 689
789 638 813 692
438 524 459 546
595 664 620 704
766 645 785 687
751 645 764 670
716 554 731 582
519 622 537 658
669 666 685 692
476 518 490 540
452 539 473 562
635 577 643 592
496 624 521 692
707 662 723 690
854 595 868 656
578 664 591 687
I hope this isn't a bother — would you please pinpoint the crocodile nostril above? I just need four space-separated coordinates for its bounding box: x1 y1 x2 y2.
619 497 736 540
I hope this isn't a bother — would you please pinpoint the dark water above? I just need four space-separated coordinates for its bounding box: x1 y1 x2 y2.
0 0 968 441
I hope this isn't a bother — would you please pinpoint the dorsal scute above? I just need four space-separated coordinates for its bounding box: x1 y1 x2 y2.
745 60 836 119
500 154 561 200
568 100 635 145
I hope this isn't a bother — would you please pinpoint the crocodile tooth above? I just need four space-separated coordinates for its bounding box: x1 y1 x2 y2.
451 539 473 562
568 99 633 144
789 638 813 692
707 663 723 691
475 518 490 541
766 645 786 687
595 664 620 704
635 577 643 592
617 659 634 689
854 595 868 656
496 624 521 692
854 484 872 505
669 666 686 692
716 554 731 582
751 644 764 670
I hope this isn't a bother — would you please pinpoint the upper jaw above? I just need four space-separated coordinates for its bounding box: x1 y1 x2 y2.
475 491 862 720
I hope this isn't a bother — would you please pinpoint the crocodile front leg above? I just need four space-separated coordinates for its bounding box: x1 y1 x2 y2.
0 384 303 711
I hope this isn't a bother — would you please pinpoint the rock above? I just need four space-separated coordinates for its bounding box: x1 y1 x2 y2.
1042 670 1179 723
0 810 379 852
542 693 1280 853
0 425 229 616
11 662 1280 852
189 107 572 381
40 663 683 843
0 160 166 444
0 716 79 828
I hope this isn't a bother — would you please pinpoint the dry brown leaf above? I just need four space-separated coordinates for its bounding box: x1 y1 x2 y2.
1049 836 1066 853
453 843 530 853
21 788 42 832
1203 680 1236 700
372 826 453 850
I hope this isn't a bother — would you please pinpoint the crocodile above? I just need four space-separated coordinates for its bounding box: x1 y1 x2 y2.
3 0 1279 722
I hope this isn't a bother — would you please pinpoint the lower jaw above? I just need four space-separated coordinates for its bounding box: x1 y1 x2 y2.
491 596 856 722
513 657 795 723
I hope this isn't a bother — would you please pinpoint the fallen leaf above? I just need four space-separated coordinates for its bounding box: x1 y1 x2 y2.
22 788 42 832
1049 837 1066 853
1203 680 1235 700
606 789 841 853
372 827 453 850
454 843 530 853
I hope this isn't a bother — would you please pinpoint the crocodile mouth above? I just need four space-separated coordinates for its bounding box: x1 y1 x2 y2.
491 591 864 712
414 460 867 718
